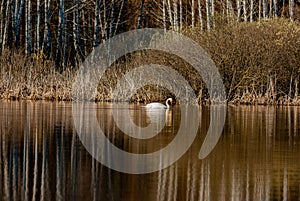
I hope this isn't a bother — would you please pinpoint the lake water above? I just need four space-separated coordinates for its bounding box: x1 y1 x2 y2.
0 101 299 201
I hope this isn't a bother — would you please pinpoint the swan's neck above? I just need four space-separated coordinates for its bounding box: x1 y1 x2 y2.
166 100 170 109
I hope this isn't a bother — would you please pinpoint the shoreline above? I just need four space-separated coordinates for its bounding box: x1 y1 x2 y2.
1 94 300 106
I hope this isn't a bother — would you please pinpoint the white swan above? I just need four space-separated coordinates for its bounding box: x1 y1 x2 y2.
145 98 174 109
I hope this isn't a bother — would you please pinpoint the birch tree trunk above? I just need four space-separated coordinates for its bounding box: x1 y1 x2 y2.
269 0 272 16
192 0 195 28
243 0 247 21
226 0 231 22
114 0 124 35
198 0 203 32
166 0 174 28
0 0 4 51
137 0 145 29
2 0 11 52
237 0 241 22
94 0 101 47
63 0 69 67
274 0 278 17
173 0 178 31
43 0 51 54
211 0 214 28
250 0 254 22
263 0 268 18
206 0 211 31
12 0 24 48
162 0 166 30
289 0 294 21
108 0 115 39
73 0 83 62
25 0 32 54
102 0 107 40
36 0 41 52
179 0 182 32
56 0 65 66
259 0 261 21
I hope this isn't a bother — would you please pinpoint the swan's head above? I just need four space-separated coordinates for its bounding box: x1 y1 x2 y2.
166 98 175 107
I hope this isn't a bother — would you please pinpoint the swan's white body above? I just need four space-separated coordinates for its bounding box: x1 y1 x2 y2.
145 98 173 109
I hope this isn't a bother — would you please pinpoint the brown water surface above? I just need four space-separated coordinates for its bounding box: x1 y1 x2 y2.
0 101 299 201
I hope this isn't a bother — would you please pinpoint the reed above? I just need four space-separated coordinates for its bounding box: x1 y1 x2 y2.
0 19 299 105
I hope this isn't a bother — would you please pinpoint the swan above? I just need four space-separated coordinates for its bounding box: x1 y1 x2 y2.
145 98 174 109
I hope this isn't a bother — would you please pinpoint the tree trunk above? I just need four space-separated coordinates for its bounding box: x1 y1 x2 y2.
263 0 268 18
0 0 4 51
36 0 41 52
114 0 124 36
243 0 247 21
173 0 178 31
274 0 278 17
167 0 173 28
25 0 32 54
12 0 25 48
259 0 261 20
108 0 115 39
162 0 166 30
179 0 182 32
250 0 254 22
206 0 211 31
289 0 294 21
43 0 51 54
198 0 203 32
94 0 101 47
237 0 241 22
211 0 214 28
192 0 195 28
2 0 11 52
137 0 145 29
56 0 65 67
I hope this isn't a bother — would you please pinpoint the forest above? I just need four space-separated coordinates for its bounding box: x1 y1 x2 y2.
0 0 300 104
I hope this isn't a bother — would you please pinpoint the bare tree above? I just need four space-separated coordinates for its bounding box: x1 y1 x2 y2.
94 0 101 47
2 0 11 52
206 0 211 30
263 0 268 18
35 0 41 52
198 0 204 32
137 0 145 29
166 0 174 28
25 0 32 54
12 0 25 48
211 0 215 28
56 0 65 66
0 0 4 51
250 0 254 22
274 0 278 17
259 0 261 20
114 0 125 35
289 0 294 21
243 0 247 21
108 0 116 38
162 0 167 30
237 0 241 22
173 0 178 31
192 0 195 28
43 0 51 54
179 0 182 32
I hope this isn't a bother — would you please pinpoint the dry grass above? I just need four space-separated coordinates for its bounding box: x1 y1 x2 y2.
0 50 74 101
0 19 300 105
